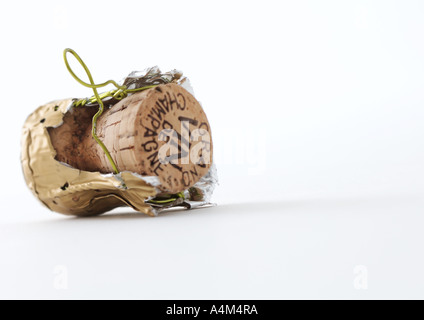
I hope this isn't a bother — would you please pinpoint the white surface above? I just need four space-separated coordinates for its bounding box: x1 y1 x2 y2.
1 0 424 299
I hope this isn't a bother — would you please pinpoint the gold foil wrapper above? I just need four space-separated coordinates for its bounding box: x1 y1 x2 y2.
21 99 158 216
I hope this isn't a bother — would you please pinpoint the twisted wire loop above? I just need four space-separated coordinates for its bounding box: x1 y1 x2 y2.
63 49 186 205
63 48 157 174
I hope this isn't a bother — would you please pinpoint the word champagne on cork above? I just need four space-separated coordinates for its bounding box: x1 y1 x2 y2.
21 49 217 217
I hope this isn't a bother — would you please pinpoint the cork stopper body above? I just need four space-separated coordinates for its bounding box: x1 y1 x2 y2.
48 83 212 193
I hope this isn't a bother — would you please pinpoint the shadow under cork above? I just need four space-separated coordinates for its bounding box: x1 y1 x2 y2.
8 194 424 230
88 193 424 220
75 200 305 220
79 203 218 220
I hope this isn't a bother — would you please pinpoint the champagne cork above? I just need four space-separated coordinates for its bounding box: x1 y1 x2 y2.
48 83 213 193
22 48 217 216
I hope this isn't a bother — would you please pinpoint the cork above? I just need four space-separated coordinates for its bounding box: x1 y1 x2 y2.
48 83 213 193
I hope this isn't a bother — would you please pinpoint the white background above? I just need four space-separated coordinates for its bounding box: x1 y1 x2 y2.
0 0 423 299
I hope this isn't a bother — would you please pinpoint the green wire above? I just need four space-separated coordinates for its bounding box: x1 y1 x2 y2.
146 192 185 205
63 49 183 200
63 48 158 175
